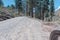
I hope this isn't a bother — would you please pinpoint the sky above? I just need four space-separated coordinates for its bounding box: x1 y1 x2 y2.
54 0 60 9
2 0 15 6
2 0 60 9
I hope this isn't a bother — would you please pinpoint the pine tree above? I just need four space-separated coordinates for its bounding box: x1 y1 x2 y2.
30 0 38 17
26 0 39 17
29 0 33 17
41 0 44 20
0 0 3 7
11 4 15 9
26 0 30 16
15 0 22 15
36 0 50 20
44 0 49 21
15 0 17 9
37 0 45 20
36 0 41 19
50 0 54 21
35 0 45 20
7 5 10 8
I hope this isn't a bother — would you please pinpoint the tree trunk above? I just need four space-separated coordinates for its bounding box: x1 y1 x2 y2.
18 10 20 16
31 7 33 17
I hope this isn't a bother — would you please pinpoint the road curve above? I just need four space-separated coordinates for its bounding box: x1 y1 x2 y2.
0 17 50 40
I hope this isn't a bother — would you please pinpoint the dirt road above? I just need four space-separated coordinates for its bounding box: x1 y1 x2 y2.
0 16 56 40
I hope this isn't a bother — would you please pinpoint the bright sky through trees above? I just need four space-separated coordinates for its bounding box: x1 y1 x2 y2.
2 0 60 9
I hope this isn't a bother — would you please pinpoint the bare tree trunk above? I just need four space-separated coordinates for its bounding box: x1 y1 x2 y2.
26 1 29 16
31 7 33 17
41 8 44 20
18 10 20 16
30 5 33 17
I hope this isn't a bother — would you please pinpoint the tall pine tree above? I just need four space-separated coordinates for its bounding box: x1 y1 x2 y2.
50 0 54 21
15 0 18 9
26 0 30 16
44 0 49 21
11 4 15 9
35 0 41 19
15 0 22 15
0 0 3 7
29 0 34 17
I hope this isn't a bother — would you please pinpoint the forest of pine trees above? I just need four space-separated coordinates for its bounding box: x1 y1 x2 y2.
16 0 54 21
0 0 55 21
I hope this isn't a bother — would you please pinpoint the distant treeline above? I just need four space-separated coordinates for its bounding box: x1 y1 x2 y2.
0 0 55 21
